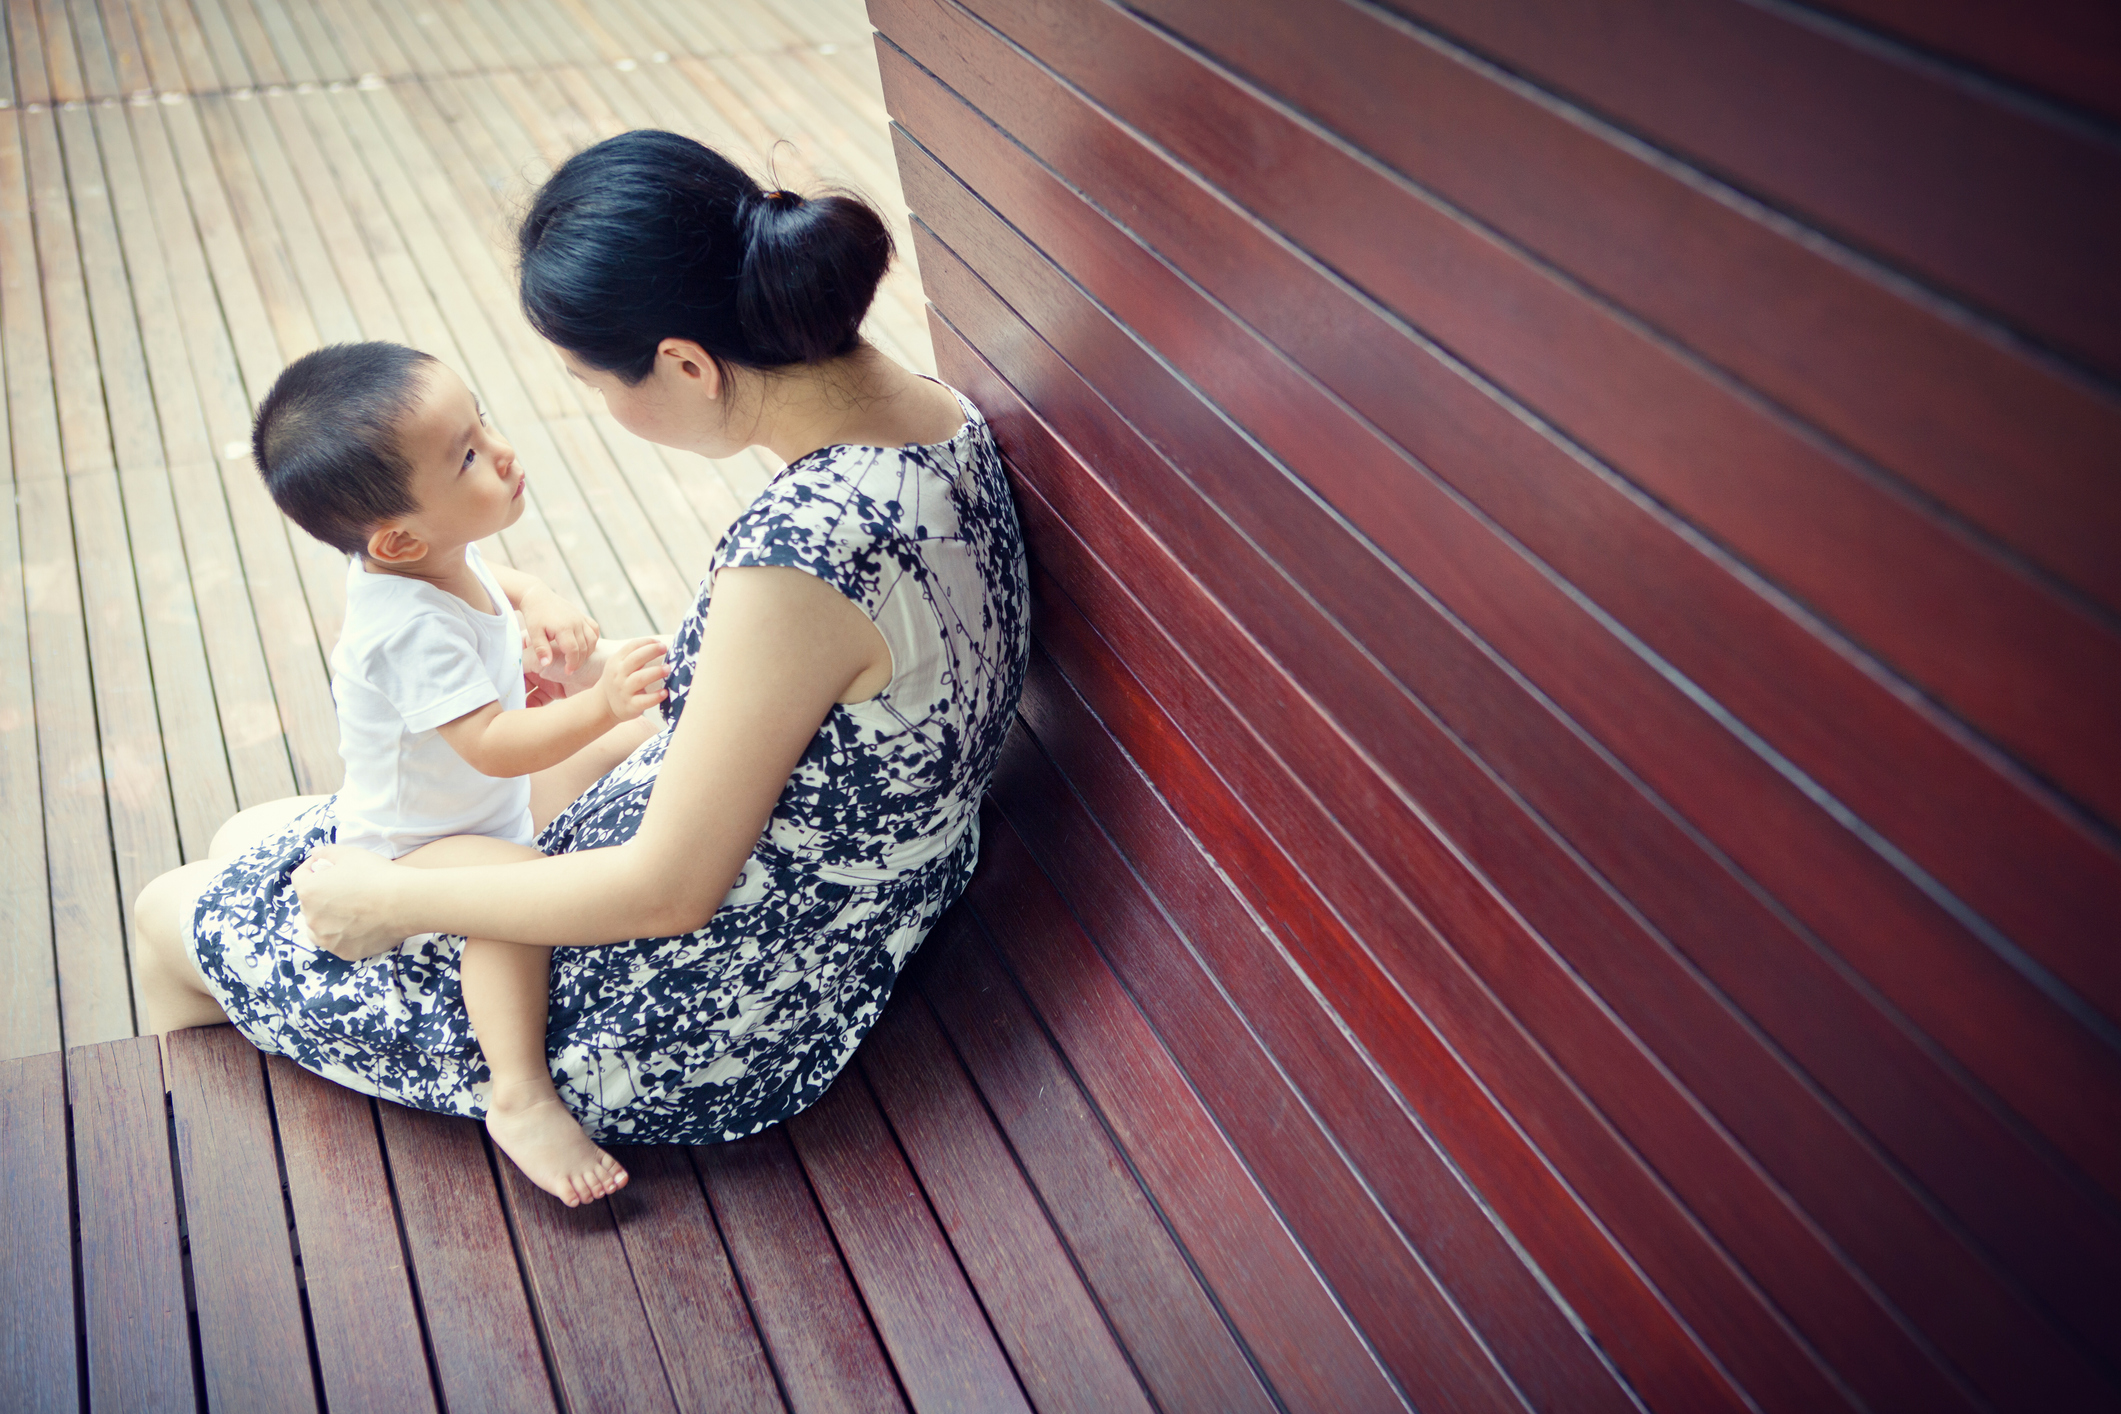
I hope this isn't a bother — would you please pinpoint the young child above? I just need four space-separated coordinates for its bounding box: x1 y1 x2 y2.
253 342 667 1206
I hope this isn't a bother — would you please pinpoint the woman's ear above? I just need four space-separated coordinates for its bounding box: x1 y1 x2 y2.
365 524 428 567
658 338 723 401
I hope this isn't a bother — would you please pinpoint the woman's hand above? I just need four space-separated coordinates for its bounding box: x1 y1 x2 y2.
292 845 409 960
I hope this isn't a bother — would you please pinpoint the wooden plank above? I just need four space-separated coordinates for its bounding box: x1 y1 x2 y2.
1371 0 2121 379
30 0 83 102
492 1149 681 1413
850 1000 1147 1414
166 1025 319 1413
26 96 175 1033
14 451 132 1048
205 0 291 87
897 99 2121 1251
787 1062 1034 1414
6 0 47 107
142 97 344 794
374 1102 558 1414
912 913 1282 1414
89 0 149 98
61 0 123 97
878 2 2121 1053
265 1057 439 1414
607 1145 784 1414
0 225 57 1058
932 291 2111 1407
59 101 218 895
68 1035 195 1411
974 696 1611 1414
185 0 259 90
1814 0 2121 122
952 815 1420 1414
107 0 181 94
134 0 225 92
1126 0 2121 622
695 1129 908 1414
933 0 2121 845
96 96 299 811
0 1051 77 1413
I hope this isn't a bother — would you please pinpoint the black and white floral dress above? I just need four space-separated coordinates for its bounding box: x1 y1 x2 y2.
190 389 1029 1144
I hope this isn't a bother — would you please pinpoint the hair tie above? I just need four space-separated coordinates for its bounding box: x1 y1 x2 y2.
761 187 803 209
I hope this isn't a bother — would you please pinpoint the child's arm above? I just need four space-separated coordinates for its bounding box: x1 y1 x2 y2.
436 637 666 778
488 563 599 678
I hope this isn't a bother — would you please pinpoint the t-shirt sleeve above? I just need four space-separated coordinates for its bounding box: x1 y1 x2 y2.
718 458 893 620
365 609 503 733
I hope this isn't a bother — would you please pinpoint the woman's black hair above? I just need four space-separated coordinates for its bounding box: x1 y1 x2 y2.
517 129 893 382
252 342 436 556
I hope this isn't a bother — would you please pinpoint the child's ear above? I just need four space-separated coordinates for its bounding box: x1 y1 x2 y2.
365 524 427 566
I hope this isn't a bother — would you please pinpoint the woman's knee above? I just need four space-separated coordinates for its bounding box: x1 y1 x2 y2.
133 861 231 1033
134 861 220 962
209 794 329 858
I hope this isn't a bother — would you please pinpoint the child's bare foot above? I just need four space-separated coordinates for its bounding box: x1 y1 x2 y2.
485 1083 628 1207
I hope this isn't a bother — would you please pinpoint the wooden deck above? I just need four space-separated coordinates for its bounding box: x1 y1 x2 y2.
5 920 1190 1413
0 0 934 1061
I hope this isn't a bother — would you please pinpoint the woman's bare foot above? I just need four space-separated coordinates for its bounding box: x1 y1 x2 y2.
485 1081 628 1207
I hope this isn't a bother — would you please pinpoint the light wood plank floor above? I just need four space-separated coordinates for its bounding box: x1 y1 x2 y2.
0 0 932 1060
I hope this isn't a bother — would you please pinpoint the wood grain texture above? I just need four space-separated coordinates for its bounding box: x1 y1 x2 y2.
265 1058 438 1414
1124 0 2121 651
927 269 2111 1414
853 999 1149 1414
68 1036 195 1412
911 913 1277 1414
1370 0 2121 380
953 809 1417 1414
877 1 2121 1132
865 0 2121 1405
166 1025 319 1413
787 1060 1034 1414
606 1144 784 1414
492 1144 679 1414
0 1052 77 1414
903 150 2121 1366
1808 0 2121 122
374 1102 558 1414
695 1128 908 1414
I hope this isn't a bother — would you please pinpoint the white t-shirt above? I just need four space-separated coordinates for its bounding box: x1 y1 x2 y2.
329 543 535 859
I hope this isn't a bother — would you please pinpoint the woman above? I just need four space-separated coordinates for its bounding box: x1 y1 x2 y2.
133 129 1029 1156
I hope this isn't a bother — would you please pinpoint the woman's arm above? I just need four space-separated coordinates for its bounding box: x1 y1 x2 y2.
295 565 892 953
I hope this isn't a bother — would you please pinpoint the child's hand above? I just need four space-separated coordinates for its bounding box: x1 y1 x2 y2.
518 583 600 679
598 637 669 722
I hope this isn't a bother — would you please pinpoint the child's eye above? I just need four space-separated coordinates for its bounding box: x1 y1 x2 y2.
462 447 477 471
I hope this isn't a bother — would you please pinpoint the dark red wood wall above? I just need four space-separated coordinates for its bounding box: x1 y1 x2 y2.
869 1 2121 1409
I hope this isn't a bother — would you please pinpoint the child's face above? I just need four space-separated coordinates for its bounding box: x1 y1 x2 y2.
388 363 526 555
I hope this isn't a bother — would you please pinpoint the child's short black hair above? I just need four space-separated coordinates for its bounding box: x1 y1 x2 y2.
253 343 437 555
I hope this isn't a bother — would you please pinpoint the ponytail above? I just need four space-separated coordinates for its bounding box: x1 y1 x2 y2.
737 188 894 365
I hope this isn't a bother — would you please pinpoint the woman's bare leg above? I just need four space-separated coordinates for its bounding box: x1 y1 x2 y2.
134 860 230 1034
395 834 627 1206
132 794 326 1035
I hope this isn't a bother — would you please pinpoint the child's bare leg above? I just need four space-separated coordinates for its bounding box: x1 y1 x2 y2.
394 834 626 1206
460 936 627 1206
